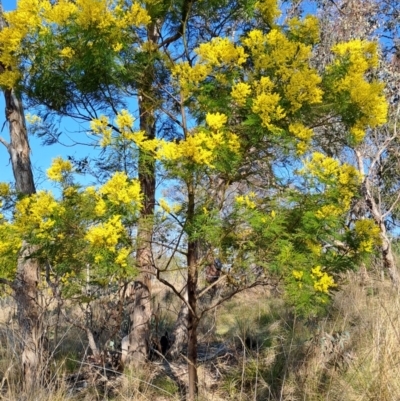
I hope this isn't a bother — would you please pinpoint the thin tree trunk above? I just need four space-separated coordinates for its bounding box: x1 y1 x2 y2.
126 38 157 364
187 182 199 401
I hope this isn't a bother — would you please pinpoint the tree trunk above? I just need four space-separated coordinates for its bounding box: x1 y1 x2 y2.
379 223 399 286
126 58 157 365
13 243 44 391
0 87 45 390
4 89 36 193
187 283 199 401
187 183 199 401
1 9 43 387
168 289 189 359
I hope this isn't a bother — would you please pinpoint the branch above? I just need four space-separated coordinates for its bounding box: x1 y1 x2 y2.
151 240 187 257
197 274 227 298
382 189 400 219
200 277 279 317
0 136 10 151
0 277 12 287
158 0 195 48
156 273 195 316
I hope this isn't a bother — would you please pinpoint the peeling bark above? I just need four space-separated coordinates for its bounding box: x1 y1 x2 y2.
13 243 44 391
3 89 36 193
168 289 189 359
0 87 45 390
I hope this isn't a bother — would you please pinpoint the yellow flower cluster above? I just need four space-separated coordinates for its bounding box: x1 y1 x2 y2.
251 77 285 129
172 62 211 96
99 172 143 207
47 157 73 181
14 191 62 240
235 192 257 209
60 47 74 58
0 183 10 197
44 0 151 30
311 266 337 293
42 0 76 24
288 15 320 44
94 198 107 217
289 122 314 154
292 269 304 280
231 82 252 106
115 109 135 133
0 0 42 86
331 40 388 142
113 2 151 27
90 115 112 146
90 108 240 167
0 0 151 88
16 191 57 223
255 0 281 26
173 37 247 97
354 219 381 252
114 247 130 268
306 240 322 256
25 113 42 125
206 112 228 130
243 29 323 114
159 198 171 214
304 152 361 216
196 37 247 67
0 222 22 256
153 129 240 166
315 204 342 219
63 186 77 198
85 215 124 251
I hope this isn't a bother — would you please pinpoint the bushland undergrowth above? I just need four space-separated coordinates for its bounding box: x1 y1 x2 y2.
0 263 400 401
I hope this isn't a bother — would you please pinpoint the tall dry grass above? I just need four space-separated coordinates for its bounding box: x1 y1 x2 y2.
1 266 400 400
213 268 400 401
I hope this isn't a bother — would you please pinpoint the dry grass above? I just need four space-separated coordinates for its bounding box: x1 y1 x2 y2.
210 268 400 401
2 267 400 400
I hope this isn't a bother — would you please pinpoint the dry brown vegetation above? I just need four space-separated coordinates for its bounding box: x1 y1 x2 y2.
1 263 400 400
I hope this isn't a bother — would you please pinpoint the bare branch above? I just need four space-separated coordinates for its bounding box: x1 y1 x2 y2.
0 135 10 151
200 278 277 317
